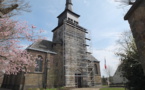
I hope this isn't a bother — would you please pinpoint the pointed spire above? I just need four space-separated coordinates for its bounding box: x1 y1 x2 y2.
65 0 73 11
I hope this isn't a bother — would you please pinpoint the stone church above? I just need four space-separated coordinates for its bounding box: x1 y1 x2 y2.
1 0 101 89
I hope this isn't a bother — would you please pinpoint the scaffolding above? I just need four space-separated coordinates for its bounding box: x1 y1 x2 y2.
62 19 96 87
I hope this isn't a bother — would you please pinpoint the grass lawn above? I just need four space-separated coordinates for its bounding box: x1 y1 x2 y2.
100 88 125 90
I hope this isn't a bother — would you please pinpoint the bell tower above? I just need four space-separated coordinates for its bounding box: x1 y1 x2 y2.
52 0 101 87
66 0 73 11
57 0 80 26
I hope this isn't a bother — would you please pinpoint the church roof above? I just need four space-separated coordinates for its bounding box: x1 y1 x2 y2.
124 0 143 20
57 9 80 18
27 40 56 54
52 21 87 32
86 54 100 63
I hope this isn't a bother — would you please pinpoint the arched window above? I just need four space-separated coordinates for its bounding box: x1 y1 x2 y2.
35 55 43 72
94 64 98 74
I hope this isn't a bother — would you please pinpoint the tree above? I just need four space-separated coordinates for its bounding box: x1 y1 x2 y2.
116 31 145 90
0 17 45 75
104 65 114 86
0 0 44 75
0 0 30 17
101 76 108 85
115 0 135 5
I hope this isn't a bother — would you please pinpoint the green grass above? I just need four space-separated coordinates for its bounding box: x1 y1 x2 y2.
46 88 57 90
100 88 125 90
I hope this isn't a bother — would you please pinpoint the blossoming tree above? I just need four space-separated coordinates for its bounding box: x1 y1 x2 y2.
0 17 44 75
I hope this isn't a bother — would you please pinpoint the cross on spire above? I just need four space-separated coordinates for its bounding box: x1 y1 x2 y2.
65 0 73 11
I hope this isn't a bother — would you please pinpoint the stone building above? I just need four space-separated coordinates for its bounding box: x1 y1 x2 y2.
51 0 101 87
1 0 101 89
124 0 145 74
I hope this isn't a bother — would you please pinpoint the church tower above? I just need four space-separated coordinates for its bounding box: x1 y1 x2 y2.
52 0 101 87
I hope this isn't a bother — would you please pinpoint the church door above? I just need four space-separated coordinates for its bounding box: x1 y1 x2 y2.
75 74 82 88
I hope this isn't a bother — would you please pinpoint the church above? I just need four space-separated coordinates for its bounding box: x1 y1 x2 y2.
1 0 101 89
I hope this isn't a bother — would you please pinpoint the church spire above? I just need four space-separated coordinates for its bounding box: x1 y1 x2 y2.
65 0 73 11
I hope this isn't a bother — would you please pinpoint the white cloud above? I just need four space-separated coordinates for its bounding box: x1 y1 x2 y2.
92 43 121 77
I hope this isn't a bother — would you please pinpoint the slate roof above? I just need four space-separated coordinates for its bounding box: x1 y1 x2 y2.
124 0 143 20
86 54 100 63
27 40 56 54
57 9 80 18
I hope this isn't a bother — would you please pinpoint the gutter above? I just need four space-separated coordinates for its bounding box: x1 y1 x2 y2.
26 47 57 55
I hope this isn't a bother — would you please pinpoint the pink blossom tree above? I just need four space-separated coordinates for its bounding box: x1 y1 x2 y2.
0 17 44 75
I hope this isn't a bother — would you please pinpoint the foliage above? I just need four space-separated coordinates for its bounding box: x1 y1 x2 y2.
102 76 108 85
116 31 145 90
100 88 125 90
0 0 45 75
0 17 45 74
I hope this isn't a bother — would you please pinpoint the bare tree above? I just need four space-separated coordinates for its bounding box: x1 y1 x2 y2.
115 0 135 5
0 0 30 17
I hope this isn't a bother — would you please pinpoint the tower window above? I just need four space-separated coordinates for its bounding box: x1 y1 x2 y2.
68 18 71 21
35 55 43 72
74 21 78 24
68 17 73 23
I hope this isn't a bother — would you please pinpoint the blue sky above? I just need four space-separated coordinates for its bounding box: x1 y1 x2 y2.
17 0 131 77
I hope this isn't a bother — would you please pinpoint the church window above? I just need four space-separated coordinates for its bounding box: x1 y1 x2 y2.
35 55 43 72
94 64 98 74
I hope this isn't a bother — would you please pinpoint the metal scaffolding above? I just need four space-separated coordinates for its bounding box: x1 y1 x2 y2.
62 19 96 87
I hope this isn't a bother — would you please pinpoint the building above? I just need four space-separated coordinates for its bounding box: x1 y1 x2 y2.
124 0 145 74
112 64 128 85
1 0 101 89
51 0 101 87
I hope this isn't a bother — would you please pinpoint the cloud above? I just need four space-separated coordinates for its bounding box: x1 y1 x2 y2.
92 43 121 77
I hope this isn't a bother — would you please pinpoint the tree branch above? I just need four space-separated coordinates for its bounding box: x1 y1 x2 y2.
0 4 18 15
0 54 7 60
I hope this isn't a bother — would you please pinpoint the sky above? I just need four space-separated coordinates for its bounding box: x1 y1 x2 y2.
16 0 131 77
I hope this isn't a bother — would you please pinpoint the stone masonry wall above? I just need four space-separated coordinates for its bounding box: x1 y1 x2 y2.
126 0 145 74
24 50 54 89
64 24 86 87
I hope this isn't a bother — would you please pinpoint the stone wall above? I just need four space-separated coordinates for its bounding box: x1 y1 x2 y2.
24 50 55 89
94 62 101 85
124 0 145 74
95 75 102 85
51 43 64 87
24 74 43 89
52 21 102 87
0 75 4 87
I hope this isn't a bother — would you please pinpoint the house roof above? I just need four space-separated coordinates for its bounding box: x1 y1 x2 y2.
27 40 57 54
124 0 143 20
